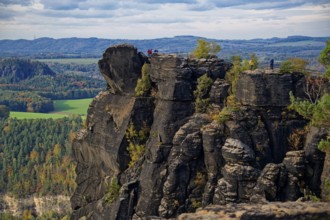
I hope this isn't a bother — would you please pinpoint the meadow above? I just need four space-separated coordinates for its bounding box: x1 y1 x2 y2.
10 98 93 119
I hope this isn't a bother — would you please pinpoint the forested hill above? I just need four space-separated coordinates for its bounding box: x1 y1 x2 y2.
0 58 55 83
0 36 328 63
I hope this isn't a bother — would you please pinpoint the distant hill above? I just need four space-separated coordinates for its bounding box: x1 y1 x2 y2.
0 35 328 62
0 36 201 58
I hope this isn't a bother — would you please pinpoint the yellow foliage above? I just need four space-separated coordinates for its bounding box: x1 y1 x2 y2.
22 210 33 220
194 73 213 113
68 131 77 143
3 125 10 133
135 63 151 96
217 107 232 124
280 57 308 74
30 150 38 161
61 215 70 220
194 172 206 186
226 94 239 109
192 39 221 59
125 122 149 167
45 150 52 162
105 178 121 204
53 144 61 157
191 198 202 209
288 128 306 150
128 143 145 167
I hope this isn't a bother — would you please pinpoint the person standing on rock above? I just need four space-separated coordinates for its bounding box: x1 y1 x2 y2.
270 59 274 70
249 59 254 71
147 49 153 57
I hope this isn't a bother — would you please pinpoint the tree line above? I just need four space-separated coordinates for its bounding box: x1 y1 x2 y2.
0 117 82 197
0 58 105 113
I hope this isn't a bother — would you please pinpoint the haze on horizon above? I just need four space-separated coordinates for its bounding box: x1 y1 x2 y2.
0 0 330 40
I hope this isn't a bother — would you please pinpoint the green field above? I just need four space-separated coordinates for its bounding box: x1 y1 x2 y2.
53 98 92 115
10 111 68 119
37 58 100 64
10 98 93 119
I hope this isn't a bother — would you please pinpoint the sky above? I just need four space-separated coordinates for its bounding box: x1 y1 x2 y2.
0 0 330 40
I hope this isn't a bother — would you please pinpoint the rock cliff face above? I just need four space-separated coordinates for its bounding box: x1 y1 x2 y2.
0 194 71 217
71 44 329 219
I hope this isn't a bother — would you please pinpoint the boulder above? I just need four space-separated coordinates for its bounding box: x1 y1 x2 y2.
149 54 193 101
251 163 287 202
98 44 144 94
236 71 305 107
188 58 232 79
209 79 230 107
214 139 259 204
222 138 255 163
282 150 306 177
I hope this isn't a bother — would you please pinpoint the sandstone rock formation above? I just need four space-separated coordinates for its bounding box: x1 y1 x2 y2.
178 202 330 220
0 194 71 217
235 70 305 106
71 44 329 219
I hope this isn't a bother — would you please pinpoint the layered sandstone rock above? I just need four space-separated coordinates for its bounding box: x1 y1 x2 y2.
178 202 330 220
71 44 329 220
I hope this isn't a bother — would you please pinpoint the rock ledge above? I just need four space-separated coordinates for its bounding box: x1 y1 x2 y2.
178 202 330 220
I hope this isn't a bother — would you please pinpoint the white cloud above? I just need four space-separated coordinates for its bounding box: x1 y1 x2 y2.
0 0 329 39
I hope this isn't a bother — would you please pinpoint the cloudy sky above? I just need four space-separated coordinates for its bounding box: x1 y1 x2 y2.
0 0 330 40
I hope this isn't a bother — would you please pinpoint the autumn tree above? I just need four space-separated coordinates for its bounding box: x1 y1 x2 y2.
226 56 249 96
0 117 82 198
288 45 330 154
194 74 213 113
319 39 330 79
192 39 221 59
280 58 308 74
135 63 151 96
249 53 259 70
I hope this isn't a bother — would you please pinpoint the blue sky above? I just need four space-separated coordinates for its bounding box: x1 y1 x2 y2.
0 0 329 40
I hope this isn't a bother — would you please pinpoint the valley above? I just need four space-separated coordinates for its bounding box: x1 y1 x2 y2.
0 57 96 219
10 98 93 120
0 36 329 219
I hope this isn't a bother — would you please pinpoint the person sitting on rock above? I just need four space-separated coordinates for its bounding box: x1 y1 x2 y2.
249 59 254 71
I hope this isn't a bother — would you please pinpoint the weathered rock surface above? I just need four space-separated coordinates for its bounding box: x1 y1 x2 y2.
98 44 145 94
71 45 329 220
304 126 327 198
178 202 330 220
187 58 232 80
214 138 259 204
209 79 230 107
236 70 305 106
